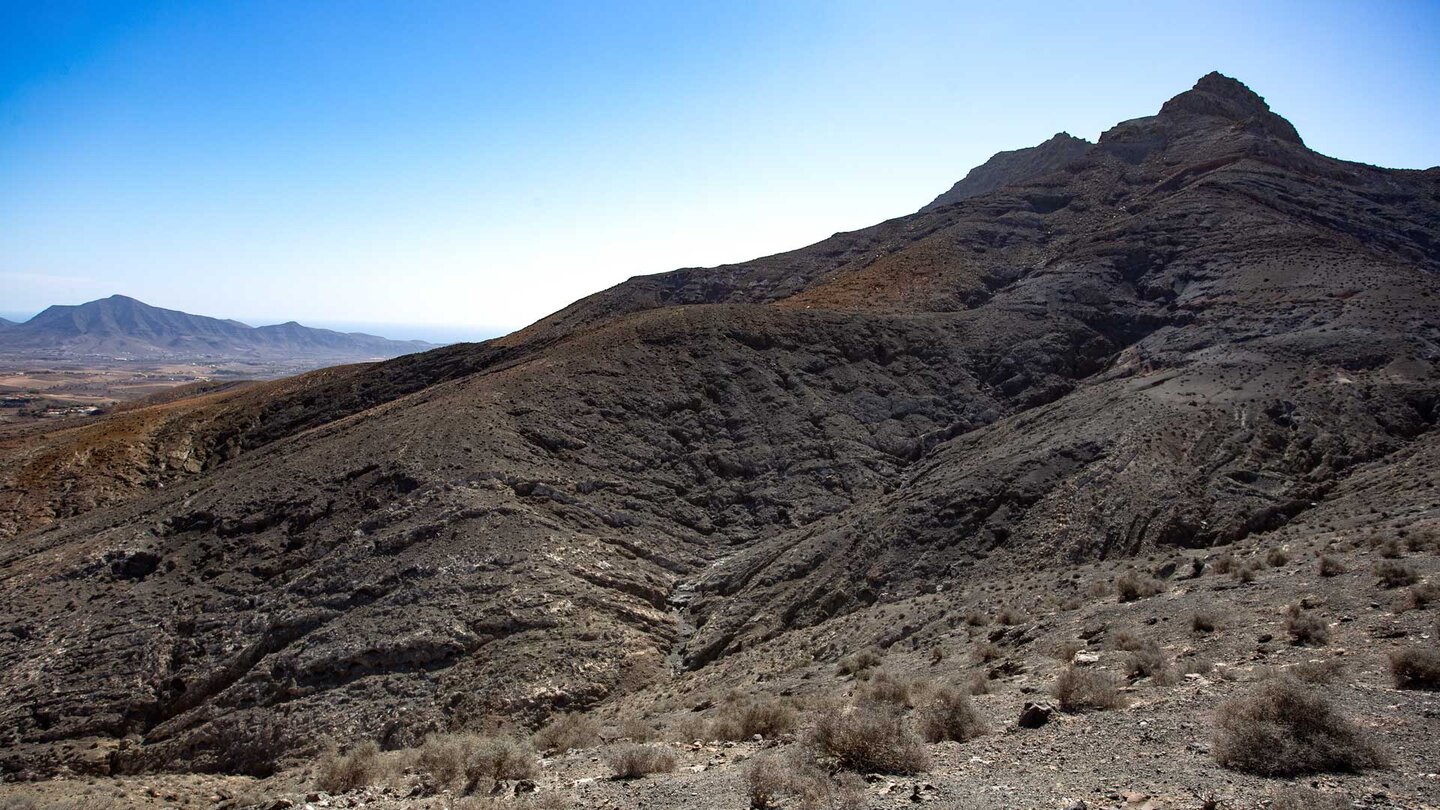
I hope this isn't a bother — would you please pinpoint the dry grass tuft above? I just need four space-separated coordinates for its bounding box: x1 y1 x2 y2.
711 696 800 741
1116 571 1165 602
1389 647 1440 690
812 701 929 774
1375 560 1419 589
834 648 883 677
533 712 602 752
1212 677 1385 775
603 743 678 779
1284 605 1330 646
1052 666 1125 711
315 740 381 794
917 686 986 743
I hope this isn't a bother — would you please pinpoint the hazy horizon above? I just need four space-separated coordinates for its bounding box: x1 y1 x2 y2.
4 1 1438 334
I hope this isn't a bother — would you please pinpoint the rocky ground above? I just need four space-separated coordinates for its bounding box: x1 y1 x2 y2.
4 526 1436 809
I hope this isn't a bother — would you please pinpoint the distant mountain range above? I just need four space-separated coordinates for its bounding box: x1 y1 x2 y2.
0 295 437 360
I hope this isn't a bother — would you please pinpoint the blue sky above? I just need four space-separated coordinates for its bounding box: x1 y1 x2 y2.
2 1 1437 340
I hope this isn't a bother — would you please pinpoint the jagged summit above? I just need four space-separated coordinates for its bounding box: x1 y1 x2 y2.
1158 71 1303 144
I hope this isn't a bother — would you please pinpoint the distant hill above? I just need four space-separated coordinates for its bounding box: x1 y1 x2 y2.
0 295 437 360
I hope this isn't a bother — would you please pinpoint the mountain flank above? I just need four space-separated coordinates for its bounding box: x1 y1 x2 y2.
0 73 1437 809
0 295 436 361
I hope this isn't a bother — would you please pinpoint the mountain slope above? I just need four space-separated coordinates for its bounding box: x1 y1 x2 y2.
920 131 1092 212
0 73 1437 780
0 295 436 360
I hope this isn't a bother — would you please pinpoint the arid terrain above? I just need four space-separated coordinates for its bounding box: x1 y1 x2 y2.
2 73 1438 809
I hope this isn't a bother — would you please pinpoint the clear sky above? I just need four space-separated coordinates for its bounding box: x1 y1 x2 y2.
2 1 1437 340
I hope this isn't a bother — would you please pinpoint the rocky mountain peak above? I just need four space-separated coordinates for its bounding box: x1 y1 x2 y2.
1157 71 1303 144
921 130 1093 212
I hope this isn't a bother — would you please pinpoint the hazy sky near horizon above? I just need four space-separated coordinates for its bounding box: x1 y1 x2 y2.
2 1 1437 338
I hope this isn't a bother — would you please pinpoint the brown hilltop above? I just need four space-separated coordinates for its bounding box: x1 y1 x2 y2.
0 74 1438 800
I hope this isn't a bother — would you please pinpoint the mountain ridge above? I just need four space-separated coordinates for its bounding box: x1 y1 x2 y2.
0 294 437 360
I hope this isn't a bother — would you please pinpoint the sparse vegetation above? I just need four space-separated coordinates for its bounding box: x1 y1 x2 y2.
917 685 986 743
604 743 678 779
533 712 602 752
1115 570 1165 602
711 696 800 740
812 701 929 774
1399 581 1438 611
1212 677 1385 775
1375 560 1419 589
417 733 537 793
834 648 883 677
1052 666 1125 712
1318 554 1346 577
1389 647 1440 690
315 740 382 794
1287 659 1345 685
1190 611 1217 633
1266 547 1290 567
1284 604 1330 646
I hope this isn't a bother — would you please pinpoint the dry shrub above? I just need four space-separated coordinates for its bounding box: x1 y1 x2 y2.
1211 553 1235 575
666 712 710 743
1318 554 1345 577
1085 579 1112 598
1190 611 1217 633
917 686 986 743
995 606 1026 626
417 733 537 792
1212 677 1385 775
965 670 992 696
533 712 601 752
315 740 381 794
1234 563 1257 583
1180 656 1213 675
962 610 988 627
1265 547 1290 567
618 716 658 742
1379 540 1403 559
1115 571 1165 602
712 697 800 741
1109 629 1147 652
1389 647 1440 690
834 648 882 676
1050 639 1084 661
812 701 929 774
1399 581 1439 611
746 748 835 810
1287 659 1345 685
857 672 921 707
1375 560 1419 589
1285 605 1330 646
972 642 1001 663
1052 666 1125 712
1123 643 1174 685
603 743 678 779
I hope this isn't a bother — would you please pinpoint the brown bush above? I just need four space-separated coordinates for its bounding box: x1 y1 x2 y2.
1109 629 1147 652
1265 547 1290 567
857 672 922 707
666 712 710 743
1285 605 1330 646
995 607 1026 626
417 733 536 792
1379 540 1403 559
1389 647 1440 690
618 716 658 742
835 648 882 676
965 670 992 696
315 740 381 794
1122 643 1174 685
1375 560 1419 589
1190 611 1217 633
1212 677 1385 775
917 686 986 743
1400 581 1439 611
533 712 602 752
1052 666 1125 712
711 697 800 741
1210 553 1235 575
746 748 834 810
812 702 929 774
603 743 678 779
1115 571 1165 602
1318 554 1346 577
971 641 1001 663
